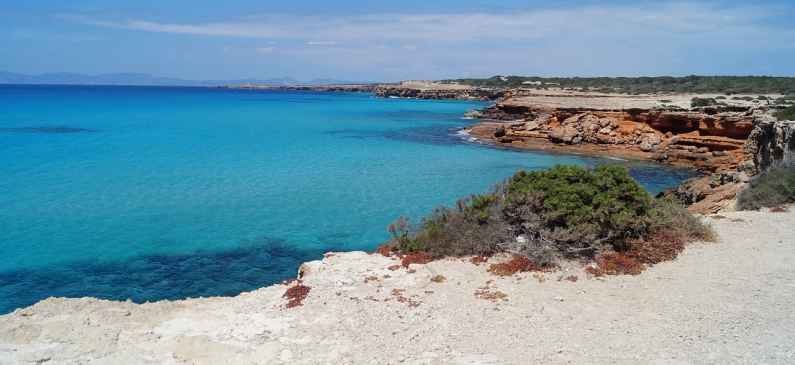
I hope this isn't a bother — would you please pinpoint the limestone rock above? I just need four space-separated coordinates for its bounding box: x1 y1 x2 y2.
639 133 662 152
745 119 795 174
549 126 580 144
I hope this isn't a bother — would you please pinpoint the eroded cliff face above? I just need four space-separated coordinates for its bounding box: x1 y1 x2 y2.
745 119 795 174
477 101 765 173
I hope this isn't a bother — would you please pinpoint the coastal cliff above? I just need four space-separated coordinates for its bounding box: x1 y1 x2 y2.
2 210 793 364
746 120 795 173
468 95 773 173
460 92 793 214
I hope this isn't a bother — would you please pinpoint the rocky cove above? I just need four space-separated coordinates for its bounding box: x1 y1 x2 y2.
448 90 794 214
223 81 795 214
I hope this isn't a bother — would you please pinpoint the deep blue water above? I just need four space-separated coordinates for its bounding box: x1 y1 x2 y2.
0 85 697 313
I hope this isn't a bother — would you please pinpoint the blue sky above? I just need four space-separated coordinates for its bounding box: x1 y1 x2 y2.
2 0 794 81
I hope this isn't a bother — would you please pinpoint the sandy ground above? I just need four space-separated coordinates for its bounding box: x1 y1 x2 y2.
1 209 793 364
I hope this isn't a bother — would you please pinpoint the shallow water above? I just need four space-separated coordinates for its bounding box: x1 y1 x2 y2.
0 85 697 313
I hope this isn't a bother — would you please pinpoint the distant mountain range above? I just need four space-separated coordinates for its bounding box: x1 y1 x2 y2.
0 71 366 87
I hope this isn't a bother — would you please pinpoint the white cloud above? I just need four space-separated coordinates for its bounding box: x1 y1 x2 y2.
62 3 784 44
306 41 338 46
56 3 795 79
255 46 275 54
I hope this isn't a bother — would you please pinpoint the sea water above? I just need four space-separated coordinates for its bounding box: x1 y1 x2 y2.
0 85 696 313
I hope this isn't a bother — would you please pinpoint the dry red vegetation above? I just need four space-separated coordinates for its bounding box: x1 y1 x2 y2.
487 255 555 276
564 275 578 282
470 255 489 266
387 264 401 271
627 231 686 265
587 253 644 277
391 288 421 308
375 244 393 257
283 281 311 309
771 206 789 213
401 252 433 268
474 289 508 302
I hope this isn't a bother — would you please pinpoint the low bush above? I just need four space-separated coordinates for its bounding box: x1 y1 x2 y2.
587 253 644 276
737 167 795 210
382 165 714 275
487 255 555 276
691 97 718 108
774 95 795 106
774 105 795 121
648 198 716 243
401 252 433 268
283 281 311 308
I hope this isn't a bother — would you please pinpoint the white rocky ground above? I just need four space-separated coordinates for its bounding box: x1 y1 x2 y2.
1 209 793 364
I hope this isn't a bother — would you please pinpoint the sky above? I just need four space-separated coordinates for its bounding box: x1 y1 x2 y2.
2 0 794 82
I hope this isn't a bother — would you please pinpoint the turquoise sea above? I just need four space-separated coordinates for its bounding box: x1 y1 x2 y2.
0 85 696 313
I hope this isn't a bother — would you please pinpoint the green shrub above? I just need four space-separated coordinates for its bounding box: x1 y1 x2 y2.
386 165 682 259
649 198 715 242
691 97 717 108
504 165 653 251
387 216 423 253
383 165 714 271
737 167 795 210
774 105 795 121
445 76 795 94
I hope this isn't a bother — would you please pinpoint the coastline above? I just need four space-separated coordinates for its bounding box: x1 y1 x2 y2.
464 121 663 164
2 209 793 364
2 83 793 364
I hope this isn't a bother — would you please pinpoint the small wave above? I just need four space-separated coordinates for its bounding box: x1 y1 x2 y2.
454 129 479 143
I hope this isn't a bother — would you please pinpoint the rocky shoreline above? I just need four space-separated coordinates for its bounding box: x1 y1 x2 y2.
224 80 505 101
213 81 795 214
221 84 378 93
453 90 794 213
2 209 793 364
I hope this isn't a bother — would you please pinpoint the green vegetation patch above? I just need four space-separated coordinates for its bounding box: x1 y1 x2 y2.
774 105 795 121
737 167 795 210
443 75 795 94
691 97 719 108
384 165 713 267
